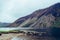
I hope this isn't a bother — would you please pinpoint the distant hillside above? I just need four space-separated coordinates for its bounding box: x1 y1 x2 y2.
0 22 10 27
8 3 60 28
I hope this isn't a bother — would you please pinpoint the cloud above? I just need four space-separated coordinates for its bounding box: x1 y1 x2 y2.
0 13 16 23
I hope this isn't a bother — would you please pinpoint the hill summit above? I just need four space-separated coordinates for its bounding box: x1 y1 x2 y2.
8 3 60 28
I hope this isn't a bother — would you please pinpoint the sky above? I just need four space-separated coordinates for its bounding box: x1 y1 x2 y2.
0 0 60 23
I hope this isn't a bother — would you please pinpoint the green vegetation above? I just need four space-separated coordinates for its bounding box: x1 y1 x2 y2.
0 30 9 34
52 17 60 27
0 30 20 33
0 29 25 34
9 30 19 32
0 31 9 32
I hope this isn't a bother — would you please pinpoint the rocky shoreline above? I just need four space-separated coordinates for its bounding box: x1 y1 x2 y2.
0 33 56 40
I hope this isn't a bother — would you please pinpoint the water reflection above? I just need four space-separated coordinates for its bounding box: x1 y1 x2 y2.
11 37 21 40
0 27 18 31
11 36 33 40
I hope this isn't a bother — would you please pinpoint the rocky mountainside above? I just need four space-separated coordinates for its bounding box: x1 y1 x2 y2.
8 3 60 28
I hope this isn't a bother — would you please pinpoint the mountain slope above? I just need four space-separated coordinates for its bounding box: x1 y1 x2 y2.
8 3 60 28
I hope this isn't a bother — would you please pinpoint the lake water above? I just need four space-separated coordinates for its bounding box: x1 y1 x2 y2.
11 35 56 40
0 28 18 31
11 35 34 40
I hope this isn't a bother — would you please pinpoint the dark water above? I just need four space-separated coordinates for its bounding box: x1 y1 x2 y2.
11 35 56 40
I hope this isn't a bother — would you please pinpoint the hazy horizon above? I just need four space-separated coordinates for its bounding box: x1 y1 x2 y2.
0 0 60 23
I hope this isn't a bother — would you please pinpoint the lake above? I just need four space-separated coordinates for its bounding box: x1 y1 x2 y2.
11 35 56 40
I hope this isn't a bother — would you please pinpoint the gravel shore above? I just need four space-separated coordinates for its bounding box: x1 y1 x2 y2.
0 33 56 40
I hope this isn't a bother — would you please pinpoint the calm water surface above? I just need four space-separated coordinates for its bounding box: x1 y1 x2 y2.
11 36 33 40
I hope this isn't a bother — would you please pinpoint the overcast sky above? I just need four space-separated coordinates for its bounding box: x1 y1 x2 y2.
0 0 60 23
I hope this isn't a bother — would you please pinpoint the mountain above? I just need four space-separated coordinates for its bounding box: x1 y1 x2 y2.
8 3 60 28
0 22 10 27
